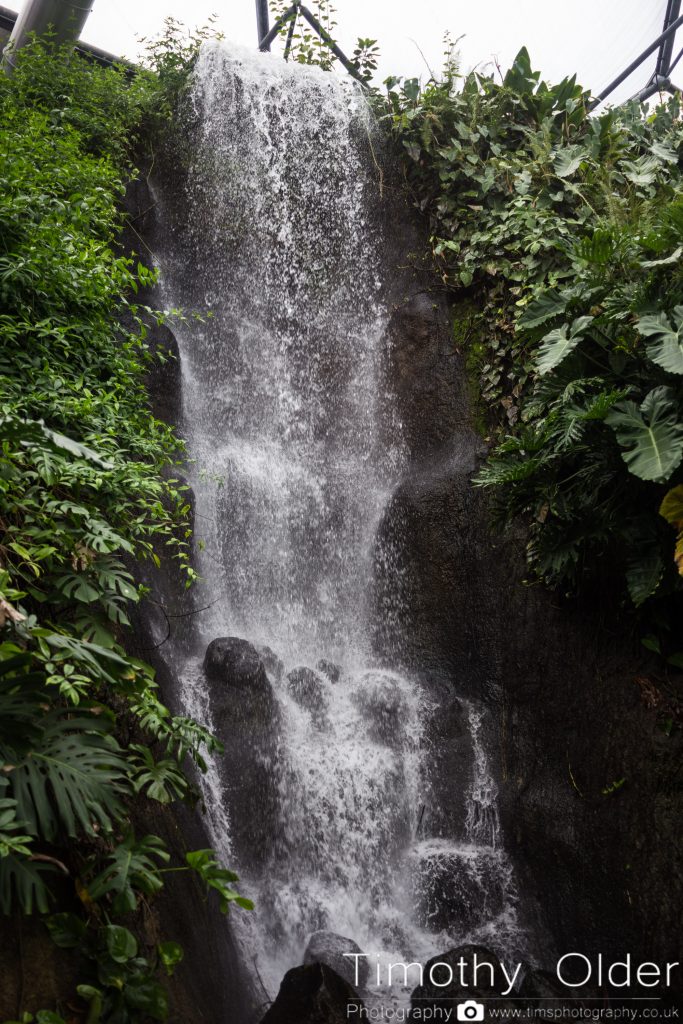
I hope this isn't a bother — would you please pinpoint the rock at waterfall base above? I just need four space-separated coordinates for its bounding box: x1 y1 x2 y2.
260 963 363 1024
410 945 509 1017
286 667 330 729
260 644 285 682
316 659 341 683
202 637 279 868
304 930 369 989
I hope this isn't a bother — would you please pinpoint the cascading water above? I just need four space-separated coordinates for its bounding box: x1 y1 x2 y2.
153 40 528 1014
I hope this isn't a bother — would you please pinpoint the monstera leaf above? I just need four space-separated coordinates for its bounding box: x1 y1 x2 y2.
88 832 169 913
637 306 683 375
536 316 594 375
9 713 130 841
606 387 683 481
0 852 54 914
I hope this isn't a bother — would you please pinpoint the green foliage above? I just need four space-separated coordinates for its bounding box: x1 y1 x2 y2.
0 36 250 1022
387 46 683 629
269 0 379 82
185 849 255 912
87 832 169 914
271 0 339 71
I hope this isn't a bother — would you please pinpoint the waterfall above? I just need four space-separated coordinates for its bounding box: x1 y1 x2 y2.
152 39 528 1012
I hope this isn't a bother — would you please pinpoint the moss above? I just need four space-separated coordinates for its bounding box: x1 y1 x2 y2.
452 298 489 438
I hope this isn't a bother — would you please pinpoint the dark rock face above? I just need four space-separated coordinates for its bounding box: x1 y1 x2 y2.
260 644 285 682
410 945 507 1013
203 638 280 867
412 848 507 933
350 673 411 749
286 667 328 724
316 658 340 683
420 694 474 838
260 963 363 1024
378 285 683 980
205 636 270 690
303 931 368 990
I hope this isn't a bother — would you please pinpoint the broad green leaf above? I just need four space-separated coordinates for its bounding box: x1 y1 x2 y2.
650 141 678 165
660 484 683 526
554 145 585 178
503 46 539 95
621 155 660 186
9 713 130 841
606 386 683 481
637 306 683 374
45 911 86 948
625 547 663 607
0 853 53 914
536 316 593 375
103 923 137 963
517 289 567 330
124 976 169 1020
659 484 683 576
158 940 184 976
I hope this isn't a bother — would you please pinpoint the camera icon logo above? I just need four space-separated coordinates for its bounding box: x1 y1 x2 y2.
457 1000 485 1022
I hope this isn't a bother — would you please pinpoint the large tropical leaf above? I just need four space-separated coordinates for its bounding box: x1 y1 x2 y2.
660 484 683 576
606 386 683 481
0 852 54 914
637 306 683 375
9 713 131 841
0 650 46 757
88 832 169 913
554 144 585 179
625 547 664 607
536 316 593 375
517 289 567 330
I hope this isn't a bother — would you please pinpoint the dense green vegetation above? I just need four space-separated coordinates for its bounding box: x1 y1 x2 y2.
385 49 683 665
0 36 249 1024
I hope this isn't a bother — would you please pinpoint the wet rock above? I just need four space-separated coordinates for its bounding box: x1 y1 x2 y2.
303 931 368 990
204 636 271 692
287 667 327 714
146 323 182 426
412 847 507 932
410 945 507 1014
421 695 474 837
203 638 280 867
517 964 576 1006
260 644 285 682
351 674 407 747
316 659 340 683
260 963 363 1024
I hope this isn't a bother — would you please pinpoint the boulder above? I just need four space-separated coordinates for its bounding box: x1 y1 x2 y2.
204 636 270 691
303 931 368 990
202 638 280 867
260 644 285 682
517 964 575 1006
316 659 340 683
287 667 328 715
260 963 363 1024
